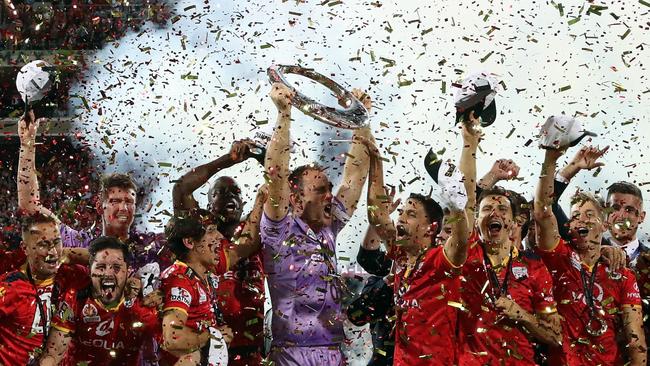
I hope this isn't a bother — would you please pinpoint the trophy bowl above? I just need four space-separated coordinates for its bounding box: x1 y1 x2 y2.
267 64 369 129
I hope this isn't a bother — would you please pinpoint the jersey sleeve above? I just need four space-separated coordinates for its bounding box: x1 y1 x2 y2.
0 248 26 274
162 272 195 315
55 264 91 298
535 238 573 276
420 246 459 280
531 261 557 314
214 246 229 276
0 277 18 318
621 269 642 307
51 288 78 333
259 213 291 251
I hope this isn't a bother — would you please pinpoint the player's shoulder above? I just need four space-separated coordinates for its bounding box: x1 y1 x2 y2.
0 270 28 284
161 262 195 284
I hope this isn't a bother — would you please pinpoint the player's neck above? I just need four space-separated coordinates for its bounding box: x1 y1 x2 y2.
219 222 239 239
405 243 428 263
578 244 601 268
28 263 54 283
103 224 130 242
609 233 637 246
484 239 513 267
185 257 209 282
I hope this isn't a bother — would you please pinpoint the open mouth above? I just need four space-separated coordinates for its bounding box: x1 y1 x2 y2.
43 255 58 265
116 214 130 223
100 278 117 299
576 227 589 237
614 220 631 231
224 199 240 214
488 220 503 235
396 224 408 238
324 203 332 218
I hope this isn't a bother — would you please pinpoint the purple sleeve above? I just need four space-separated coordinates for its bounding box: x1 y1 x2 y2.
59 224 93 248
331 196 350 237
260 212 291 251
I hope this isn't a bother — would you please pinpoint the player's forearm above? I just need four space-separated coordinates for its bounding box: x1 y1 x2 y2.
229 188 266 266
558 161 580 181
265 111 291 189
17 141 41 213
459 137 478 227
361 226 382 250
39 355 59 366
173 155 235 212
444 208 469 267
534 150 561 250
477 171 498 190
163 326 210 354
520 312 562 347
339 127 372 212
624 309 647 366
61 248 89 265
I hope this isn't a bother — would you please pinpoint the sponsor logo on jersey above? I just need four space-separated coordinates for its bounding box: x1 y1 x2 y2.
82 303 100 323
96 318 115 337
198 287 207 304
512 266 528 280
170 287 192 307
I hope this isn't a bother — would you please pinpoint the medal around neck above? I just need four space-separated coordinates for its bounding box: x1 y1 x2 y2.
16 60 55 105
586 316 608 337
267 64 369 129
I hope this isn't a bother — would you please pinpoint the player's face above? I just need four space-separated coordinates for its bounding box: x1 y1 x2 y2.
607 193 645 243
208 177 243 225
396 199 433 251
477 195 514 244
91 248 128 305
23 221 62 280
569 200 606 252
291 170 334 227
197 225 225 269
101 187 136 234
435 220 453 247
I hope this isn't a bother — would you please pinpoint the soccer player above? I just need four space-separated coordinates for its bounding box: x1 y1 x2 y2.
0 213 88 365
534 144 646 365
363 131 472 365
172 139 266 366
38 236 159 366
17 112 163 270
260 83 373 365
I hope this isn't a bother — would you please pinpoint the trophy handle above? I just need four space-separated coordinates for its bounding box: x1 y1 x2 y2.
267 64 369 129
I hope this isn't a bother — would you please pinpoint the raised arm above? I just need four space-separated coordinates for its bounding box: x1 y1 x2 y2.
442 120 478 267
224 184 268 269
263 83 294 221
336 89 373 216
365 138 396 253
478 159 520 191
39 327 72 366
534 149 564 251
172 139 259 214
17 112 54 217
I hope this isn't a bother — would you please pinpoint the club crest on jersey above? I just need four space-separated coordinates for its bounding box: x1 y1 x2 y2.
58 301 74 322
570 252 582 271
512 266 528 280
198 287 207 304
82 303 100 323
171 287 192 307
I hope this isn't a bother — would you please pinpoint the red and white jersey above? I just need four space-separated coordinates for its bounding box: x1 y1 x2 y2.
537 239 641 365
459 241 556 366
0 264 88 365
389 245 462 366
160 260 225 364
51 286 159 366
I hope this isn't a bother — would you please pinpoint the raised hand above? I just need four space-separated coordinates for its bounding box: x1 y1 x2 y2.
228 138 257 163
490 159 520 181
350 88 372 112
269 82 294 113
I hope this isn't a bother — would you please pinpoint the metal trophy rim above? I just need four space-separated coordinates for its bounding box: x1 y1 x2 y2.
267 64 369 129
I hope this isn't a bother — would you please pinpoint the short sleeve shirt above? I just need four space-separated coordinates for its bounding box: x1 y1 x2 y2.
260 197 349 347
51 287 159 366
537 239 641 365
459 241 556 366
390 246 462 366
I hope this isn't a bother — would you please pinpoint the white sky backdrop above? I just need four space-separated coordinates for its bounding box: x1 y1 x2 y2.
70 0 650 271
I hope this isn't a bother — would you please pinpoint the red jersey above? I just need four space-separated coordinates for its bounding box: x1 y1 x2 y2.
0 264 89 365
160 259 226 364
459 242 556 366
389 245 462 366
537 239 641 365
216 251 265 365
51 286 159 366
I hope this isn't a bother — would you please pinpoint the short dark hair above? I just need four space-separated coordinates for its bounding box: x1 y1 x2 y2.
288 164 328 195
507 190 531 238
408 193 444 234
477 186 517 217
88 236 130 265
570 190 605 220
165 209 213 260
20 213 58 235
100 173 137 201
607 181 643 206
